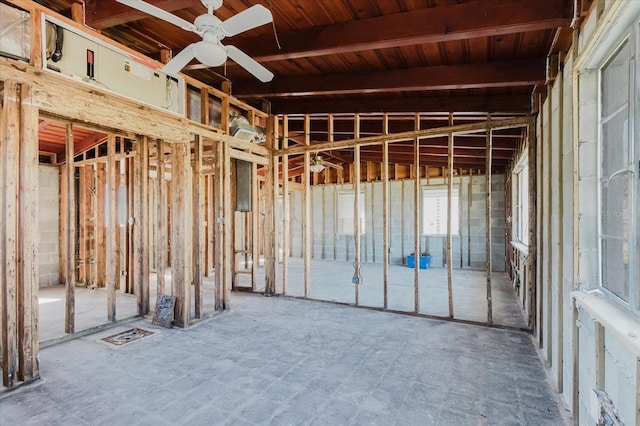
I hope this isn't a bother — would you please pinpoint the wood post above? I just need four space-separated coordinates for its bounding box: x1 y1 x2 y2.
382 115 389 309
193 135 204 318
106 134 117 322
556 53 565 392
303 114 311 298
171 141 192 327
17 83 39 382
222 143 232 307
447 126 454 318
546 83 553 361
486 120 493 324
1 81 40 387
264 114 277 296
354 114 362 306
282 115 290 295
134 136 149 316
468 169 472 267
65 123 76 334
156 139 166 295
251 162 259 291
528 124 537 330
214 141 225 310
413 113 420 313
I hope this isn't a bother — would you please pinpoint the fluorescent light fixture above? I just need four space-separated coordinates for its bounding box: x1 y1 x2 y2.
230 115 257 141
309 162 325 173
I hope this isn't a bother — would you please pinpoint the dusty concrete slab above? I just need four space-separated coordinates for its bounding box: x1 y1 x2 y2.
1 293 568 425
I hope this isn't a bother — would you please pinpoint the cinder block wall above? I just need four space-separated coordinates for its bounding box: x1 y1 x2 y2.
289 174 506 272
38 166 60 286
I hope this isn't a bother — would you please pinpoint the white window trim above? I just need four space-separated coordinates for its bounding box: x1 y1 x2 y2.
512 153 529 246
422 185 460 236
596 20 639 312
336 190 365 236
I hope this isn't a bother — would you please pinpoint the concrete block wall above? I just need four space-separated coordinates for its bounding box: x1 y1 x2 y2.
523 3 640 424
38 166 60 286
288 174 507 272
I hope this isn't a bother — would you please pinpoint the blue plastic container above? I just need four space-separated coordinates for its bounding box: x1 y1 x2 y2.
407 255 431 269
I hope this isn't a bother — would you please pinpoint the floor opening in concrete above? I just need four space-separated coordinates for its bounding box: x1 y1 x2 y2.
101 327 154 346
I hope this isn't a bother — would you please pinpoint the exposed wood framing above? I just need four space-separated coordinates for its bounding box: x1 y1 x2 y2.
278 116 533 156
447 117 454 318
17 83 39 382
527 124 537 329
354 114 362 306
546 83 553 362
303 115 311 298
222 143 232 307
106 134 117 321
486 121 493 324
264 114 278 296
282 116 290 295
171 141 191 327
65 123 76 334
556 53 565 392
156 139 166 295
251 162 259 292
382 115 389 309
413 113 420 313
214 141 225 310
193 135 204 318
134 136 149 316
468 169 473 267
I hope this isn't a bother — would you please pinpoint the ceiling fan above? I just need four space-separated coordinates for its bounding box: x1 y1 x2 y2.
309 154 343 173
116 0 274 82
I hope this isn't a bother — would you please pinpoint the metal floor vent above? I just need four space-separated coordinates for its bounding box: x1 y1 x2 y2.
102 328 154 346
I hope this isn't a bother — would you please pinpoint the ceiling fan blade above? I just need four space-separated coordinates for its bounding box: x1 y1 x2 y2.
226 45 273 82
321 160 343 170
221 4 273 37
161 43 196 75
116 0 196 32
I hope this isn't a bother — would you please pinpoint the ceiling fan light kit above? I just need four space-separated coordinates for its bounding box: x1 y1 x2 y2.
116 0 274 82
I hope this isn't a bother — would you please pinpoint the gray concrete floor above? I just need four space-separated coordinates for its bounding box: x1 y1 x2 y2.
239 259 527 328
1 293 569 425
37 260 525 345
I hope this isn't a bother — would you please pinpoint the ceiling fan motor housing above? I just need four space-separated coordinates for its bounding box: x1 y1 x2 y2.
201 0 223 11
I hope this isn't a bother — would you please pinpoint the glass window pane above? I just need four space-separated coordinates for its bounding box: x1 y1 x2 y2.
601 238 630 301
601 177 629 238
602 113 629 176
601 39 630 118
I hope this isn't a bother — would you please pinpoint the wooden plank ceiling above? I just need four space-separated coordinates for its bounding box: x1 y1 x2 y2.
39 0 575 171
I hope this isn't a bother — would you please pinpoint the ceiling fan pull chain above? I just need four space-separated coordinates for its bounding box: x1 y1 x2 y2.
269 0 282 50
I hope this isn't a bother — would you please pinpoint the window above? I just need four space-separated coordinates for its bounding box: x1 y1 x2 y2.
599 31 639 309
512 157 529 245
337 191 365 235
422 186 459 235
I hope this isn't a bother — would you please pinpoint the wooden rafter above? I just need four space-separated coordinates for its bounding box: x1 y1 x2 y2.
233 59 546 97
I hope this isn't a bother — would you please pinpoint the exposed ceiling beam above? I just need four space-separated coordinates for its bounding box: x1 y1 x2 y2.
85 0 203 30
234 58 545 97
230 0 572 62
270 95 531 115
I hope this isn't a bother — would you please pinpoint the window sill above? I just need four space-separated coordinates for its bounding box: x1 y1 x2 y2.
572 290 640 356
510 240 529 255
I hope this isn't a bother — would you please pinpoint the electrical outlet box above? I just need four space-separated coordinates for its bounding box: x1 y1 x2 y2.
352 276 363 285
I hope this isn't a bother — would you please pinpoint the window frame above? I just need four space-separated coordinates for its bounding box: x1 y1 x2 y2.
512 154 529 246
336 190 365 236
597 23 639 312
422 185 460 237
